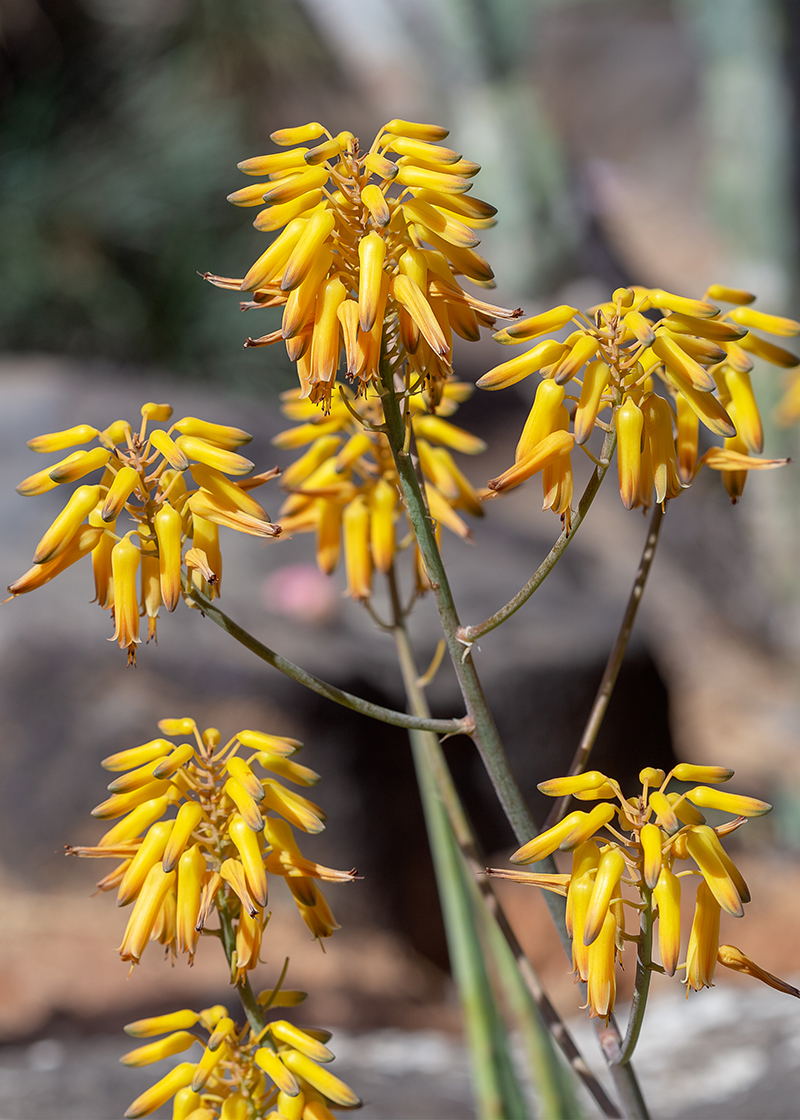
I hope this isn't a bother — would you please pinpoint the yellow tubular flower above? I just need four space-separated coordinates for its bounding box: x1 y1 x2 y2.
538 771 610 798
97 797 171 848
342 495 372 601
28 423 100 453
369 479 396 574
675 392 699 484
515 379 565 462
17 451 86 496
268 1021 334 1063
226 757 265 801
615 397 643 510
639 823 663 890
255 1047 300 1096
568 874 596 981
229 815 268 908
7 525 103 596
477 341 566 391
120 1031 198 1067
49 445 111 484
583 848 626 947
235 908 264 976
154 503 185 612
654 866 682 975
358 231 387 332
119 864 177 963
109 534 140 660
277 1089 306 1120
191 514 222 598
685 786 771 817
574 360 611 445
33 484 102 564
684 826 745 916
281 1051 361 1107
139 536 161 643
124 1062 196 1118
686 880 721 992
176 844 206 958
585 909 617 1020
92 779 172 821
175 1091 204 1120
160 801 204 872
541 407 573 527
191 1040 229 1092
117 821 175 906
509 810 587 865
649 790 680 834
101 466 139 523
554 333 601 385
487 431 574 494
672 763 734 783
643 393 682 504
223 778 264 832
125 1010 200 1038
560 804 616 850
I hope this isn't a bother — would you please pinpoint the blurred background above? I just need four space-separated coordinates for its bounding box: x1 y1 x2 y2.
3 1 800 1116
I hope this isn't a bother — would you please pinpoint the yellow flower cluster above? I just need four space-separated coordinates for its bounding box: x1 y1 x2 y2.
487 764 798 1021
209 118 519 406
274 382 485 598
480 286 798 518
8 403 279 663
67 718 355 974
121 999 359 1119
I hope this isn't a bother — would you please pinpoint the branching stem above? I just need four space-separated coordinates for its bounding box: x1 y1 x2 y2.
614 890 655 1066
187 586 469 736
388 572 622 1119
544 502 665 830
457 427 616 643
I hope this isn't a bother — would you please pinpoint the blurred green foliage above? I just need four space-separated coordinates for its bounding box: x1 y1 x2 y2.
0 0 339 389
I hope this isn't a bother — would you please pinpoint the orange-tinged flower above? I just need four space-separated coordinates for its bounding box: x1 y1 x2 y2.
686 879 721 992
717 945 800 997
110 534 141 663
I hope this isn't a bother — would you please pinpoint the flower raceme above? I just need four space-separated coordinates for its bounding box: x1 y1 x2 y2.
274 381 485 599
121 999 360 1119
209 119 520 407
67 718 356 973
480 286 797 519
486 764 798 1021
8 403 280 663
